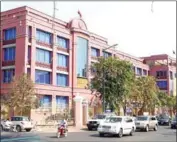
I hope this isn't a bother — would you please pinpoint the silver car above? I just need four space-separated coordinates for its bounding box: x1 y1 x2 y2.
135 116 158 132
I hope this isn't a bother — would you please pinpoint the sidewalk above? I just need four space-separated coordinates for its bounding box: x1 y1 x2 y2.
33 126 87 133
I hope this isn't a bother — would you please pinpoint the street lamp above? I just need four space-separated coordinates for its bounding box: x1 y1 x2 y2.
102 44 118 113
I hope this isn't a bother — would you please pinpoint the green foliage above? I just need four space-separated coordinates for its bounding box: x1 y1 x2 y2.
91 57 134 114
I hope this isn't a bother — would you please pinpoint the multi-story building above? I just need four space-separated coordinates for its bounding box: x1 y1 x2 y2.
0 6 175 120
141 54 176 96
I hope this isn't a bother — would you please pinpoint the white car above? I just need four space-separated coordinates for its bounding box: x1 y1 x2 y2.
97 116 136 138
1 119 13 131
11 116 33 132
87 113 115 130
135 115 158 132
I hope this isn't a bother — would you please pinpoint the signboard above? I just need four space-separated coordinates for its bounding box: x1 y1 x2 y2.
77 77 88 88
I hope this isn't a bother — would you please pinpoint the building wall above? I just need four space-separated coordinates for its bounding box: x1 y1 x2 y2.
0 6 176 120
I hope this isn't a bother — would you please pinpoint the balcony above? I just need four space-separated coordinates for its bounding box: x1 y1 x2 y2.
35 62 52 69
91 56 98 60
56 46 69 53
36 40 52 48
57 66 68 72
2 60 15 66
3 39 16 45
156 76 167 79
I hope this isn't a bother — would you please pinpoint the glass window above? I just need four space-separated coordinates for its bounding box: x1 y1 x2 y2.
56 74 68 86
103 51 111 58
77 37 88 77
91 47 99 57
137 68 142 75
3 69 15 83
156 81 167 88
36 48 51 64
35 70 51 84
3 47 16 61
36 29 52 44
56 36 68 48
56 96 69 108
57 54 68 67
4 27 16 40
40 95 51 107
143 69 147 75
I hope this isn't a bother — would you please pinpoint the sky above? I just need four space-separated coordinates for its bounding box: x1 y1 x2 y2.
1 1 176 58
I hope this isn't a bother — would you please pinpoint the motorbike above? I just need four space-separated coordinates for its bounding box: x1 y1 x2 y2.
56 124 68 138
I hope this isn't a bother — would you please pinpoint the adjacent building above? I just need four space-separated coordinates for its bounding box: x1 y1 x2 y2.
0 6 176 120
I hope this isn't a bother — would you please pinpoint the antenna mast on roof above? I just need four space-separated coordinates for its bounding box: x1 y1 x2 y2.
52 1 58 31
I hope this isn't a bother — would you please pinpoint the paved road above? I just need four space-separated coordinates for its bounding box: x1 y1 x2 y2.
1 126 176 142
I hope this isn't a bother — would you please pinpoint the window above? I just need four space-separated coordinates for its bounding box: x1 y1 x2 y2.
56 36 68 48
56 74 68 86
57 54 68 67
103 51 111 58
3 69 15 83
143 69 147 76
91 47 99 57
4 47 15 61
156 81 167 89
137 68 142 75
35 70 51 84
170 71 173 80
56 96 69 109
36 48 51 64
36 29 52 44
40 95 52 107
77 37 88 77
156 71 167 78
28 46 31 60
4 27 16 40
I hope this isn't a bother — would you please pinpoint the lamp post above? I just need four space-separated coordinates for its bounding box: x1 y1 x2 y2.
102 44 118 113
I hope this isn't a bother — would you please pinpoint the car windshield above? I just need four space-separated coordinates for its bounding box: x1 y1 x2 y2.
93 115 106 119
136 116 148 121
105 117 122 123
23 117 29 121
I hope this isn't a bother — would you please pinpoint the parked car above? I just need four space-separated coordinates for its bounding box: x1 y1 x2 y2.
158 115 171 126
0 119 13 131
171 117 177 129
97 116 135 138
11 116 33 132
135 115 158 132
87 113 115 130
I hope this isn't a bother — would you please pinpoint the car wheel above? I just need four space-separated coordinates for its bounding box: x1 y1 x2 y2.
26 129 31 132
130 127 134 136
118 128 123 138
16 125 21 132
154 125 158 131
145 125 149 132
99 133 104 137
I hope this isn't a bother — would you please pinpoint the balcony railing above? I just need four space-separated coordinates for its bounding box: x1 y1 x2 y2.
36 40 52 48
91 56 98 60
156 76 167 79
2 60 15 66
35 62 52 69
56 66 68 72
56 46 69 53
3 39 16 45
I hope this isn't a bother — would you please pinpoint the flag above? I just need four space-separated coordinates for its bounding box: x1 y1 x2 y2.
78 10 82 18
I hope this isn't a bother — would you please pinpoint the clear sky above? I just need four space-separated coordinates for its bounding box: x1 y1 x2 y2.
1 1 176 58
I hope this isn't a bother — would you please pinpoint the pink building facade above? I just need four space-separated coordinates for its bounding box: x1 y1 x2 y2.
0 6 175 119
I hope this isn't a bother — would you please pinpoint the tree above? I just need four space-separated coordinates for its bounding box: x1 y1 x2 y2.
131 76 159 115
2 73 38 116
91 56 134 115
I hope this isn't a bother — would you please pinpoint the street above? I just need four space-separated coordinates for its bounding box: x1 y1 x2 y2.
1 126 176 142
